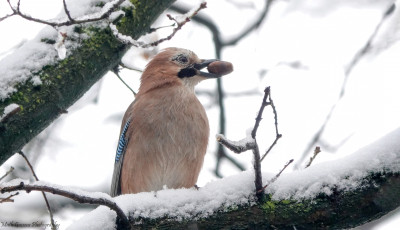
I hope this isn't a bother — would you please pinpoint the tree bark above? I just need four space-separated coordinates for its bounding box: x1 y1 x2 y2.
0 0 175 164
124 171 400 230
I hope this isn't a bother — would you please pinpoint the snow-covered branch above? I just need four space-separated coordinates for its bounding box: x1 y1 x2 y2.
69 128 400 228
4 0 127 27
109 1 207 48
0 180 130 228
216 132 256 154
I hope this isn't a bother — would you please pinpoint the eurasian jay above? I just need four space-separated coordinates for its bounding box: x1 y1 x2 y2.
110 47 232 196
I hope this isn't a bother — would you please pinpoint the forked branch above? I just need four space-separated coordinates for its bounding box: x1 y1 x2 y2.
217 86 283 200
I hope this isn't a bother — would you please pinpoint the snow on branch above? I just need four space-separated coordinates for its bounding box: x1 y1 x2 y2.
0 180 131 228
216 131 256 154
0 0 134 101
3 0 207 48
0 0 207 101
4 0 127 27
109 2 208 48
0 103 20 123
305 146 321 168
70 127 400 228
3 111 400 228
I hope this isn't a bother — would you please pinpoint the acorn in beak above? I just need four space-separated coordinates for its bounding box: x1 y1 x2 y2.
178 59 233 79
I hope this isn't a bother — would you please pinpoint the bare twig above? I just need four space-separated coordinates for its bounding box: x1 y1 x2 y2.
112 66 137 96
18 151 39 180
261 134 281 162
62 0 74 22
171 0 274 49
0 167 14 182
6 0 126 27
144 2 207 47
18 151 56 230
261 88 282 161
224 0 274 47
4 0 202 51
251 87 271 139
305 146 321 168
257 159 293 194
0 12 16 22
343 3 395 94
0 192 19 203
111 2 207 48
1 182 131 229
147 23 176 34
119 63 143 72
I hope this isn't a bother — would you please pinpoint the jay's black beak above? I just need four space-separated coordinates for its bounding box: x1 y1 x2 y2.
194 59 221 78
177 59 221 79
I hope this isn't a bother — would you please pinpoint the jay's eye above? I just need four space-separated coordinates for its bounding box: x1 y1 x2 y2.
179 56 188 63
173 54 189 64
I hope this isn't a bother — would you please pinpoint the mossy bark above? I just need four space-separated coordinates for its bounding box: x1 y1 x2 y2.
126 172 400 229
0 0 175 164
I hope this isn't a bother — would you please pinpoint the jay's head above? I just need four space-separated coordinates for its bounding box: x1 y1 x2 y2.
139 47 232 94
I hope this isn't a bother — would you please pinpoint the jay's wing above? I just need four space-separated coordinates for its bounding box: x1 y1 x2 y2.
110 119 131 197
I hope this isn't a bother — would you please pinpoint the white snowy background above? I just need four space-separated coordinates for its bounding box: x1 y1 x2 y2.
1 0 400 229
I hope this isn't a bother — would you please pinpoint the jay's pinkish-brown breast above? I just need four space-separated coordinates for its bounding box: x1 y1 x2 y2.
120 85 209 194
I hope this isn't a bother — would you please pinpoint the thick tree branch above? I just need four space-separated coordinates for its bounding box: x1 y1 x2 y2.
71 169 400 229
130 172 400 229
0 0 176 165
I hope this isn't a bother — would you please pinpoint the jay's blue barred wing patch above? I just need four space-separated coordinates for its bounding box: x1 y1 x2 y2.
115 119 131 162
111 118 131 197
